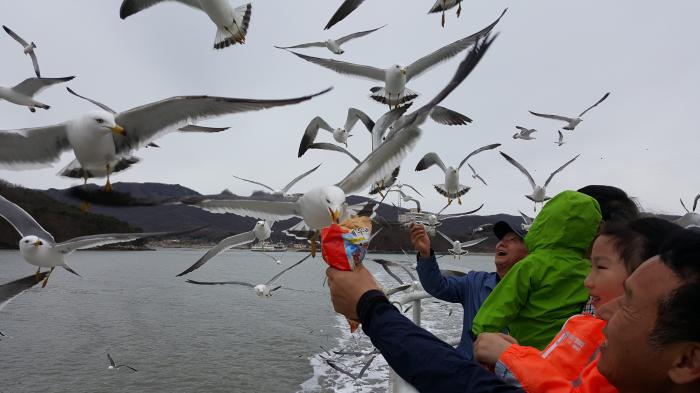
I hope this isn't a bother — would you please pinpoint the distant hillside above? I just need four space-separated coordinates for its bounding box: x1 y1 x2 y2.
0 180 140 249
41 182 522 252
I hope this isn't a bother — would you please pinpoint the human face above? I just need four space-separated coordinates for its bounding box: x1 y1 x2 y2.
494 232 527 278
598 258 683 393
584 235 629 309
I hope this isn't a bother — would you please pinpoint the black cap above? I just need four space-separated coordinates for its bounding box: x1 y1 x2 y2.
493 221 525 240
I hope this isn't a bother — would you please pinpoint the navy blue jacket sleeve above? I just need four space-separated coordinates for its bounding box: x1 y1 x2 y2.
416 250 466 303
359 291 524 393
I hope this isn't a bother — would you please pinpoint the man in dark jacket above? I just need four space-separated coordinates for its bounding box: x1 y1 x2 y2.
416 221 527 359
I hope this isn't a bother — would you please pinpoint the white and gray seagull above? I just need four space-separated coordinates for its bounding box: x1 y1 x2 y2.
435 230 488 259
176 220 272 276
0 86 329 192
276 25 386 55
513 126 537 140
428 0 464 27
387 189 421 212
519 210 534 231
107 353 137 372
414 143 501 205
2 25 41 77
298 108 374 157
232 164 322 197
288 9 505 108
0 76 74 112
0 194 169 287
119 0 252 49
555 130 566 146
500 151 580 211
680 194 700 214
467 163 487 186
186 253 312 297
185 34 498 251
529 92 610 131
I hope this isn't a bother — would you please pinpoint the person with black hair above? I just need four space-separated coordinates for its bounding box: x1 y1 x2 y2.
578 185 640 223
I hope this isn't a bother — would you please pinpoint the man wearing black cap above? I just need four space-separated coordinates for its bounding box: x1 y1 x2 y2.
415 220 528 360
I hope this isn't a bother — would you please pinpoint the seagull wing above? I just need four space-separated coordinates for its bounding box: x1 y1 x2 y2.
274 42 326 50
578 92 610 117
66 87 117 114
436 230 455 244
325 359 358 379
528 111 575 123
324 0 366 30
119 0 201 19
118 365 138 372
335 24 386 45
0 124 71 169
280 164 322 194
415 152 447 172
114 88 330 154
287 51 385 81
186 197 300 222
680 199 690 213
460 236 488 248
2 25 29 47
371 258 417 281
458 143 501 170
336 125 421 194
694 194 700 212
308 143 361 164
29 51 41 78
107 353 116 367
265 253 312 285
13 76 75 97
53 230 171 253
519 210 533 224
186 279 255 287
557 130 564 143
231 175 276 193
299 116 334 157
475 174 488 186
357 355 377 379
500 152 537 190
544 154 580 187
405 9 506 81
401 183 424 198
385 283 411 297
437 203 485 220
467 163 477 175
371 105 411 149
0 195 55 242
344 108 375 133
177 124 230 133
176 230 257 276
429 106 473 125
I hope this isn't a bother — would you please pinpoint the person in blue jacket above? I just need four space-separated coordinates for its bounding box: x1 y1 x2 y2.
417 221 528 359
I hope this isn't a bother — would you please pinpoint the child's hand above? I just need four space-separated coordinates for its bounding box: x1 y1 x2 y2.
474 333 518 366
410 223 431 257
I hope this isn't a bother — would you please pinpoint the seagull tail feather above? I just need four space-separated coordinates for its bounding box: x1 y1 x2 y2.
213 3 251 49
369 87 419 107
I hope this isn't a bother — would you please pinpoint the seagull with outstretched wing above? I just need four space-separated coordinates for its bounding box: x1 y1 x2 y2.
436 230 488 258
232 165 321 196
3 25 41 77
530 92 610 131
428 0 464 27
107 353 138 372
513 126 537 140
276 25 385 55
298 108 374 157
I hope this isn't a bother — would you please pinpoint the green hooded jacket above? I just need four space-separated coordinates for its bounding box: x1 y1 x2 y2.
471 190 602 349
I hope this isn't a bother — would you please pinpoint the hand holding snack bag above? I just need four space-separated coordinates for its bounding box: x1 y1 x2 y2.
321 216 374 331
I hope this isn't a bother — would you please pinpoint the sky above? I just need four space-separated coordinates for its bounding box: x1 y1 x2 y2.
1 0 699 216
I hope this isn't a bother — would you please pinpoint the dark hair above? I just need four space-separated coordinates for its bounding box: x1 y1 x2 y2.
650 228 700 346
578 185 639 223
597 217 682 274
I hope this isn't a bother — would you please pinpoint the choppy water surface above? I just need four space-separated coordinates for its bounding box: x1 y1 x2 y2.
0 249 493 392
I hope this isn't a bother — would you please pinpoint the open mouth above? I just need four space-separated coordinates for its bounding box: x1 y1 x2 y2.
496 250 507 256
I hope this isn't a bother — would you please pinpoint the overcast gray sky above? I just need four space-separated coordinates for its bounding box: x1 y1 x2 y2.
1 0 698 216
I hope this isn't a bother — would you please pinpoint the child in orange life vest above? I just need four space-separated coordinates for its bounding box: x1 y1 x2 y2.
473 217 682 393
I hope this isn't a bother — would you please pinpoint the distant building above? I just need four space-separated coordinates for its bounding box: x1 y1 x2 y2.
398 209 436 236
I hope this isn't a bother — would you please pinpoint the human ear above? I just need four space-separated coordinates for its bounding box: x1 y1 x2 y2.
668 343 700 384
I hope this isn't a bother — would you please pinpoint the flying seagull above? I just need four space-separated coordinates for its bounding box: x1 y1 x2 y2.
0 193 170 287
519 210 534 231
276 25 386 55
415 143 501 205
0 76 74 112
298 108 374 157
288 9 506 108
388 189 421 212
107 353 138 372
513 126 537 140
500 151 580 210
436 231 487 258
119 0 252 49
260 252 282 265
467 163 487 186
414 203 484 226
0 86 329 192
529 92 610 131
186 253 312 297
232 165 322 196
680 194 700 213
555 130 566 146
388 181 424 198
185 34 497 237
2 25 41 77
176 221 272 276
428 0 464 27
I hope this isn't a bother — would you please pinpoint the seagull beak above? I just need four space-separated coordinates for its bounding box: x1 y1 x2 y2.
328 208 341 224
400 68 407 75
33 240 43 246
111 124 126 136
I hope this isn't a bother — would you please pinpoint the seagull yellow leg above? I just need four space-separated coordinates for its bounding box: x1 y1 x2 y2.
35 267 41 281
79 201 91 213
458 197 462 205
104 164 113 193
310 232 319 258
41 267 55 288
